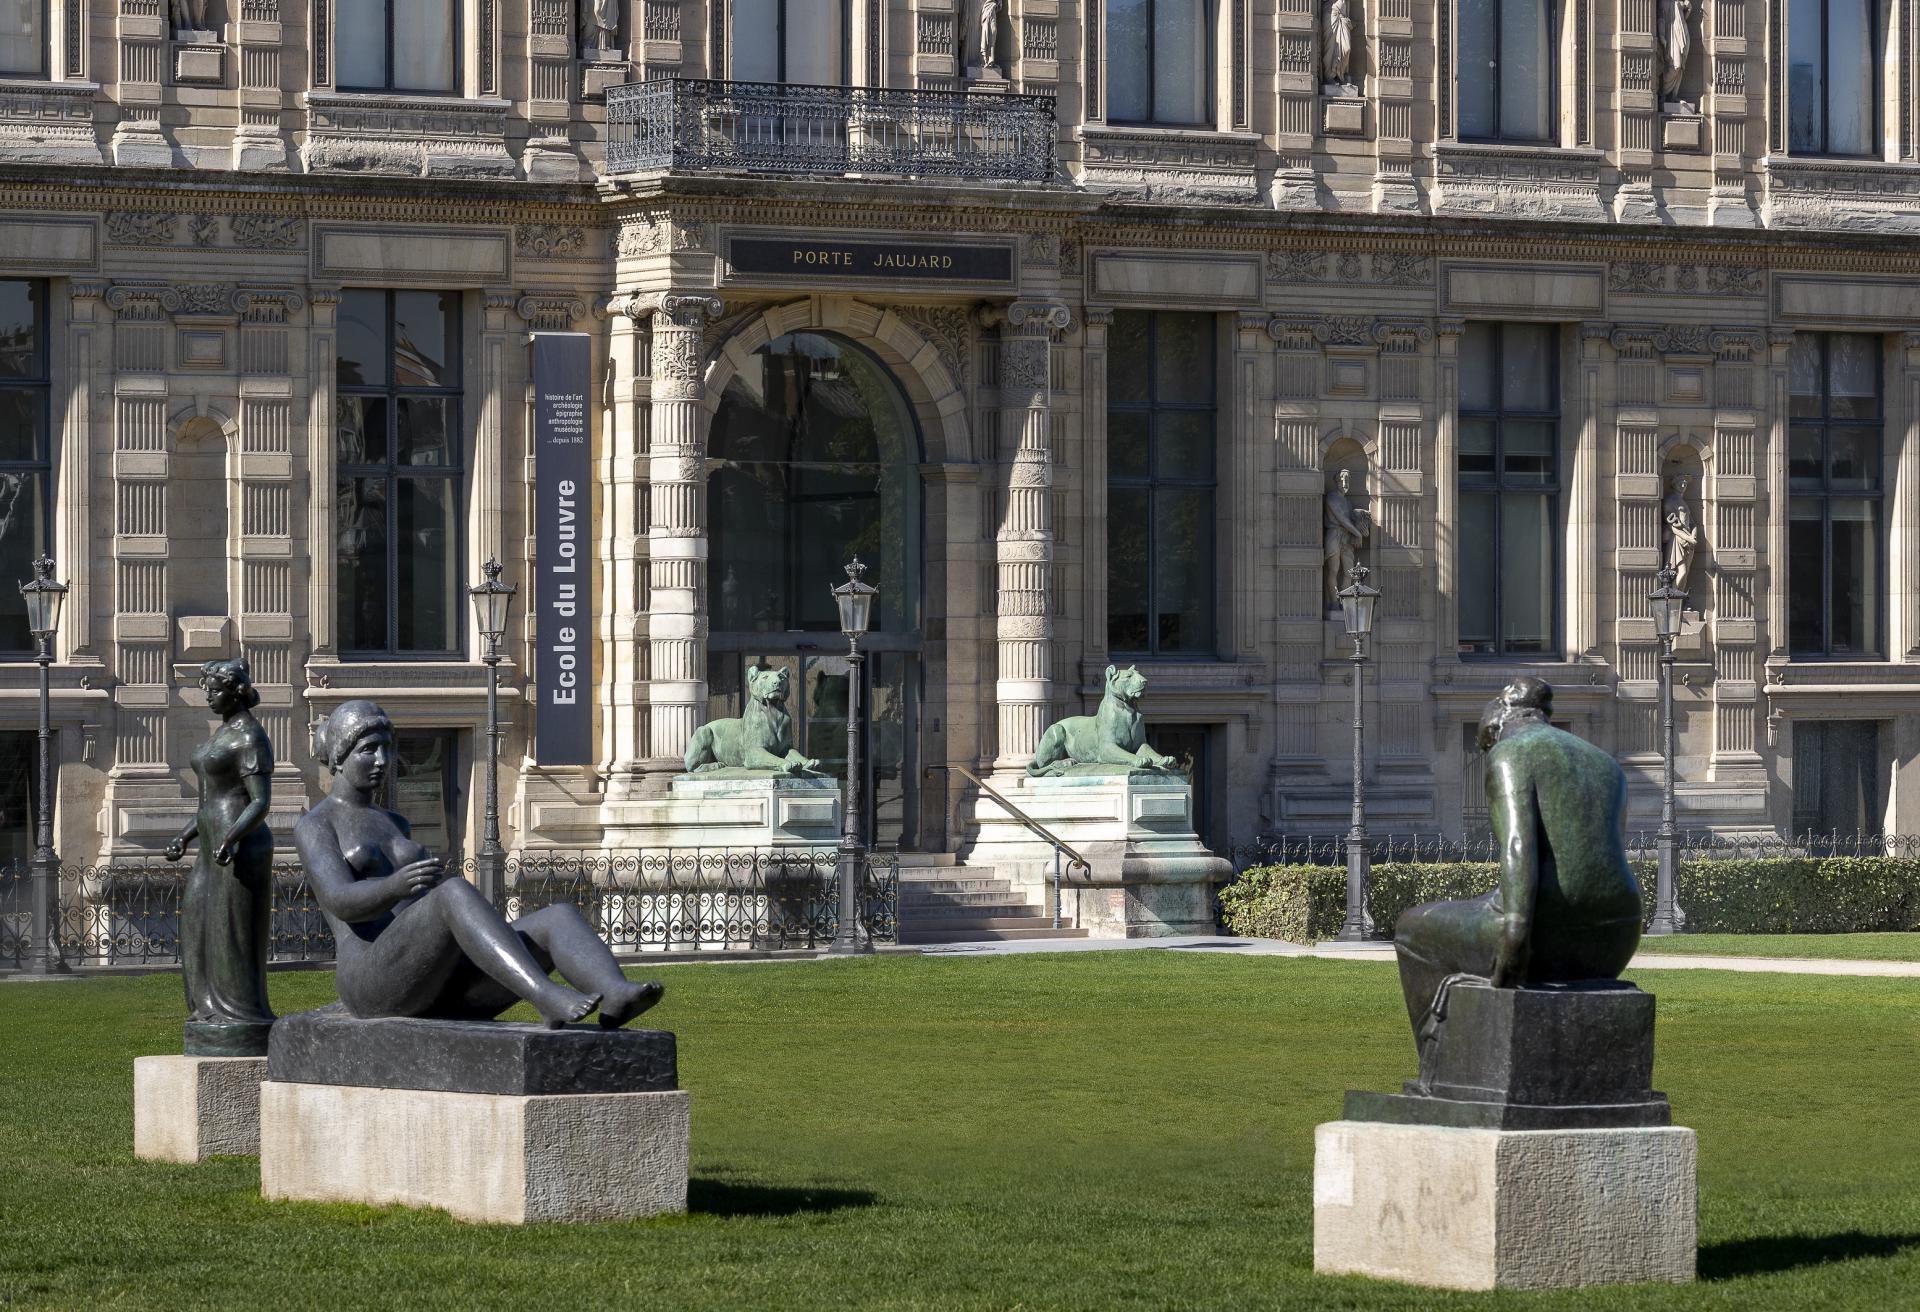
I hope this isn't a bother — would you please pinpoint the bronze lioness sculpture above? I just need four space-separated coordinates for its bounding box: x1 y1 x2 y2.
683 664 821 776
1027 664 1178 777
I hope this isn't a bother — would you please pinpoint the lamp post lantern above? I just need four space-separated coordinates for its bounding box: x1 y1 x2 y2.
828 557 878 956
19 555 66 974
1336 563 1380 943
1646 566 1687 936
469 558 516 904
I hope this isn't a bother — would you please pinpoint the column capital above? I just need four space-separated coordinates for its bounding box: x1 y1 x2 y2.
515 294 588 331
979 299 1073 336
656 292 725 330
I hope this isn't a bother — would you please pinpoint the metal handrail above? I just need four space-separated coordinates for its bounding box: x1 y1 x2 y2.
926 762 1092 930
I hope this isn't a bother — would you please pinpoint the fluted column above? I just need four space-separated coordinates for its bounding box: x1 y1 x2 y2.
983 300 1071 770
645 292 723 772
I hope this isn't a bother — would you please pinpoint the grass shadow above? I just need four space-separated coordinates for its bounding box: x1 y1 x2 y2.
1700 1231 1920 1280
687 1178 879 1219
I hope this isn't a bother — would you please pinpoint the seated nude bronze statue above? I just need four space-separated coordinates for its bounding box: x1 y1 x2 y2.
1393 678 1643 1074
297 700 662 1029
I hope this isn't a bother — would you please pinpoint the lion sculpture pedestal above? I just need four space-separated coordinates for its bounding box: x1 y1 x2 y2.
971 666 1231 938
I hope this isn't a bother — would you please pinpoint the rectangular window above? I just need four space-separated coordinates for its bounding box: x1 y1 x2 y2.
388 729 460 853
732 0 848 82
1457 321 1559 658
337 289 464 657
0 730 35 865
0 1 44 78
337 0 459 93
1791 720 1886 838
1106 0 1212 125
1107 310 1217 657
1788 332 1883 657
1788 0 1879 155
0 280 49 657
1458 0 1555 141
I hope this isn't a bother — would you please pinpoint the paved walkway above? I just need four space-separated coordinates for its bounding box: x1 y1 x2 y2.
914 935 1920 977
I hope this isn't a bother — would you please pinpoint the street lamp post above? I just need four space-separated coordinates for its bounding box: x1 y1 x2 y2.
1646 566 1687 936
469 558 516 905
828 558 878 956
19 555 67 975
1335 563 1380 943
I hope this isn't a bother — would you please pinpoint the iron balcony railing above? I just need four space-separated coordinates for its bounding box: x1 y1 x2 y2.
605 77 1057 185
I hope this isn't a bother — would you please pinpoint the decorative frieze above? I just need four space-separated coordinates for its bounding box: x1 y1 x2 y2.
1433 145 1608 220
303 93 516 179
1267 250 1434 285
1765 158 1920 234
1076 127 1262 204
516 224 589 258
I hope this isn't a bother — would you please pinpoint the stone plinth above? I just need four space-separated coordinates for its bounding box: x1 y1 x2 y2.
595 774 841 850
1348 979 1671 1129
1313 1121 1698 1290
970 774 1231 937
259 1009 689 1224
134 1055 268 1163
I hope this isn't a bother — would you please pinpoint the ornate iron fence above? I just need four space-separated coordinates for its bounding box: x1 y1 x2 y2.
0 848 900 972
1232 831 1920 871
605 77 1058 185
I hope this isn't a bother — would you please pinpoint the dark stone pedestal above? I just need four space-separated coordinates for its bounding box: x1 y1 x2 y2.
1345 978 1671 1129
268 1004 678 1096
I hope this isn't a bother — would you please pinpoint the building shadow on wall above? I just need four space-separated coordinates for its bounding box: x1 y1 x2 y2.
688 1176 878 1218
1700 1231 1920 1281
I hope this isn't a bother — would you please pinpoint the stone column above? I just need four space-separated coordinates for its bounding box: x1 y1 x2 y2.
599 294 651 791
644 292 723 775
61 282 102 661
1433 318 1465 662
307 288 340 659
1080 308 1112 665
1763 327 1794 666
1567 322 1609 659
1231 311 1270 662
982 300 1070 772
1897 332 1920 660
476 292 518 592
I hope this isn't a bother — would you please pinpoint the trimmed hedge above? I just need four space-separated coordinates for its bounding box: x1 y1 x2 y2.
1218 856 1920 943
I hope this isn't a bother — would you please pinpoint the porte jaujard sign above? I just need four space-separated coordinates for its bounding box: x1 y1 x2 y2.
728 236 1016 284
532 332 592 766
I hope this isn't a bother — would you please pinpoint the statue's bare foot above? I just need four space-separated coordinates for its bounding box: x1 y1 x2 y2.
598 979 665 1029
535 986 600 1029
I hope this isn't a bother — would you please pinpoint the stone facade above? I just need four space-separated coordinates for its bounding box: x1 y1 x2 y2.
1 0 1917 869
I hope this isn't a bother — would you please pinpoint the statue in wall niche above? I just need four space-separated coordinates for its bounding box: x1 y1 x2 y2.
1027 665 1179 777
167 659 277 1057
1321 0 1357 94
1658 0 1693 107
682 664 823 777
978 0 1006 76
1323 466 1370 612
1391 679 1643 1085
583 0 621 55
1663 473 1701 600
297 700 664 1029
170 0 211 35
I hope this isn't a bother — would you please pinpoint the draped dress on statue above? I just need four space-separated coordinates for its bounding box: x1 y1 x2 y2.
181 717 276 1048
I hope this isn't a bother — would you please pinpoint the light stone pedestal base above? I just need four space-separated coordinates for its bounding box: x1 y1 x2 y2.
260 1081 690 1224
1314 1121 1697 1290
972 775 1230 937
134 1055 269 1163
589 774 841 850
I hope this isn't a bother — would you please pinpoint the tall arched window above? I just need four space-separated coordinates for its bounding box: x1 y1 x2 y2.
733 0 849 83
707 332 925 847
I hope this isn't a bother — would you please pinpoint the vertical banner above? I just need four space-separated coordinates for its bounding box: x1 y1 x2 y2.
532 332 593 765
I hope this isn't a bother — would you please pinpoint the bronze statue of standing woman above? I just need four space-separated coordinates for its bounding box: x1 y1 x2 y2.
167 659 277 1056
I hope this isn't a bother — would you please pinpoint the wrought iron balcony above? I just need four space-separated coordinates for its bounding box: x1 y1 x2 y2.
605 78 1057 186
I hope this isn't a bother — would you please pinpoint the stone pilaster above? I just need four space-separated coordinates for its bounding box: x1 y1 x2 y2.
1895 332 1920 659
232 0 291 170
1080 308 1112 663
235 289 302 770
644 292 722 774
306 288 340 659
61 282 102 662
1763 327 1794 667
1432 317 1464 661
477 292 518 594
982 299 1070 771
600 294 652 791
1567 322 1609 659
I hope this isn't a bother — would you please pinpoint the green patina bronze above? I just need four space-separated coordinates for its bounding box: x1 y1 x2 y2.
683 665 823 778
1027 665 1179 777
167 659 277 1058
1393 677 1644 1066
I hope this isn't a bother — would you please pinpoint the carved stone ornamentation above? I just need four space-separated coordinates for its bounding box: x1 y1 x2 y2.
230 214 304 249
516 295 589 331
894 305 972 391
107 211 179 246
516 224 589 258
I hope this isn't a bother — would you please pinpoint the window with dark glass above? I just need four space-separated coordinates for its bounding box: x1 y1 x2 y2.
386 729 460 853
1789 333 1882 657
336 289 464 657
0 280 49 657
1106 0 1212 125
337 0 459 93
1107 310 1217 657
0 730 35 865
1458 0 1555 142
733 0 849 82
1457 322 1559 658
0 2 45 78
1791 720 1887 838
1788 0 1878 156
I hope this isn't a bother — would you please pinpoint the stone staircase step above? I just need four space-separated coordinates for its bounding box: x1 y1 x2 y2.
900 890 1033 908
898 878 1017 895
901 926 1091 944
901 913 1059 932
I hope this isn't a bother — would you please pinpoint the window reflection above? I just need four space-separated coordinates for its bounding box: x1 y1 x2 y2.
0 279 47 656
1787 332 1883 657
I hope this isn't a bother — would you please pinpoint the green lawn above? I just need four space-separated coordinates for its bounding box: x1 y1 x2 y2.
1635 933 1920 962
2 954 1918 1310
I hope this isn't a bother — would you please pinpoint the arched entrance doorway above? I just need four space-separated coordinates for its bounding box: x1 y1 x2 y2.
707 330 924 849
